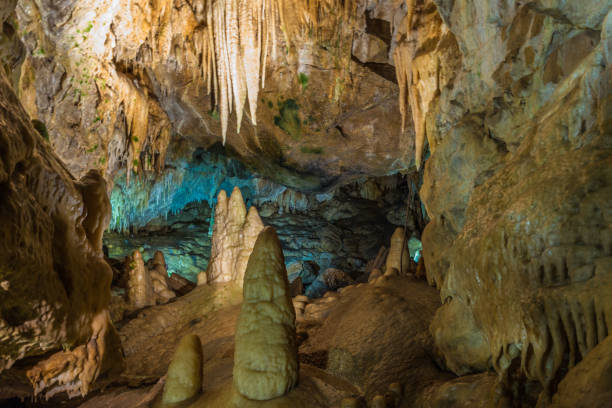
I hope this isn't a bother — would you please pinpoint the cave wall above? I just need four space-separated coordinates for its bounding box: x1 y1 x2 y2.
0 49 121 398
103 145 416 282
1 0 611 403
406 0 612 400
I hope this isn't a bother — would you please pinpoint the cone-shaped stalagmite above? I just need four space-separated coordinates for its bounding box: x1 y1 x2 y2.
233 227 298 400
127 250 155 308
161 334 203 404
385 227 411 276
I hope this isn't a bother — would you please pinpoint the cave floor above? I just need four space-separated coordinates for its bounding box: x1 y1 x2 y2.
12 275 490 408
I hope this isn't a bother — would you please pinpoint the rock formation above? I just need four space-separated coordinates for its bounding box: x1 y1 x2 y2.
550 335 612 408
126 250 176 309
385 227 410 276
13 0 410 192
1 0 611 405
161 334 203 405
0 59 122 397
410 0 612 401
127 250 155 309
233 227 298 400
200 187 264 285
148 251 176 302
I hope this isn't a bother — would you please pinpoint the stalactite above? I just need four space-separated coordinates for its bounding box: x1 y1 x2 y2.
240 0 261 125
185 0 356 144
393 0 437 170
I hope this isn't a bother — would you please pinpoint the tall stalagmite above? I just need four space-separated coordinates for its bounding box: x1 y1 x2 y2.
233 227 298 400
202 186 264 285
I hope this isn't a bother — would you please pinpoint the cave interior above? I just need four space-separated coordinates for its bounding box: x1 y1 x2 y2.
0 0 611 407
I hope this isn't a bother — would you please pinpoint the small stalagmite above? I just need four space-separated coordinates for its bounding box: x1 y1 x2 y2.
200 186 264 286
149 251 176 302
161 334 203 404
233 227 298 400
385 227 410 276
127 250 154 309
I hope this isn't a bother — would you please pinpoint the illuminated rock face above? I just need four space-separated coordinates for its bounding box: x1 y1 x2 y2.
202 187 264 285
233 227 298 400
14 0 411 191
0 67 121 397
408 0 612 399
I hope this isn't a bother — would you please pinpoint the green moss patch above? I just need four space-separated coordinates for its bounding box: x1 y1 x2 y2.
274 99 301 140
300 146 323 154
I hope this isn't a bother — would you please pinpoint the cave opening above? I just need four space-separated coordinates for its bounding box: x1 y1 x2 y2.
103 142 426 295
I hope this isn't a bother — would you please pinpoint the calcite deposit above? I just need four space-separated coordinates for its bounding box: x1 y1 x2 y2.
0 54 122 398
161 334 203 404
233 227 298 400
385 227 411 276
127 250 155 309
201 187 264 285
0 0 611 406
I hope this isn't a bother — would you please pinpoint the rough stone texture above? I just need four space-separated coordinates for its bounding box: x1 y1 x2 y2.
411 0 612 402
429 299 491 376
299 276 445 400
233 227 298 400
550 335 612 408
417 372 498 408
322 268 355 291
0 60 121 398
202 187 265 285
60 274 447 408
13 0 413 191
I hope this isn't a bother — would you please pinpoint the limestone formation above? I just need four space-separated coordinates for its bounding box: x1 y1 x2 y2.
0 62 122 398
385 228 410 276
233 227 298 400
371 395 385 408
127 250 155 309
550 335 612 408
149 251 176 302
15 0 410 192
368 268 383 283
417 0 612 400
340 397 360 408
323 268 355 291
201 187 264 286
161 334 203 404
2 0 612 405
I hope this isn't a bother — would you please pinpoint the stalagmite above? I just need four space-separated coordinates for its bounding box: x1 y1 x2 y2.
200 187 264 285
161 334 203 404
149 251 176 302
233 227 298 400
127 250 155 309
385 227 410 276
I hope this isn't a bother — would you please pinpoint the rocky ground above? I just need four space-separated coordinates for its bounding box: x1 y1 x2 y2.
37 274 450 408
